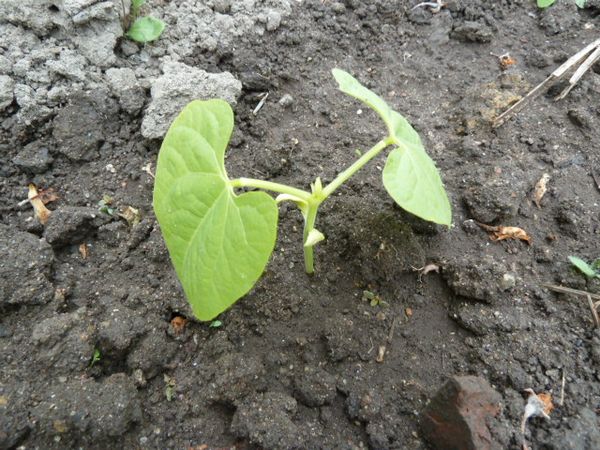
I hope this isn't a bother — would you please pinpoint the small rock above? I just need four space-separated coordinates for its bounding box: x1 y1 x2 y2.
203 353 266 404
265 10 282 31
443 256 507 304
293 366 336 407
0 224 54 306
105 68 145 115
31 308 95 372
500 273 516 291
452 21 494 43
44 206 109 248
13 142 53 174
231 391 299 450
98 305 145 358
141 62 242 139
126 332 178 380
278 94 294 108
32 373 141 441
0 75 14 110
420 376 501 450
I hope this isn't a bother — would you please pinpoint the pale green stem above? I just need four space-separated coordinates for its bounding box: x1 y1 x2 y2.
230 177 311 202
322 138 392 198
303 202 319 274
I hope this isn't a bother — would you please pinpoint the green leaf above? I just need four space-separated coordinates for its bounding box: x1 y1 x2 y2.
537 0 555 7
127 16 166 43
568 256 599 278
153 100 278 321
332 69 451 226
575 0 586 7
132 0 145 9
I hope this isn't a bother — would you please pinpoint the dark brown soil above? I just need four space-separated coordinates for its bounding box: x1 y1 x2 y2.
1 1 600 449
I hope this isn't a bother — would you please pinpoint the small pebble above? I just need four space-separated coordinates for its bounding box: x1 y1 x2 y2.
279 94 294 108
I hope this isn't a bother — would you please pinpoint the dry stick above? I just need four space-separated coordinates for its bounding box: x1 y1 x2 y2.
591 169 600 192
556 45 600 100
559 370 566 407
542 283 600 327
494 39 600 128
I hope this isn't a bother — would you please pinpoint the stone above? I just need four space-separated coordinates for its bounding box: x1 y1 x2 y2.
293 366 336 407
44 206 108 248
231 391 300 450
452 21 494 43
278 93 294 108
97 305 145 358
0 75 14 110
0 224 54 306
31 373 141 440
31 308 95 372
141 62 242 139
12 141 53 174
420 376 502 450
105 67 145 114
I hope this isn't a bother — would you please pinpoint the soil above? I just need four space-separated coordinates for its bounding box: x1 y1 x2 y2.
1 1 600 449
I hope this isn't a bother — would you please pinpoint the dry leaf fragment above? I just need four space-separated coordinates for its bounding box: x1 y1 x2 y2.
79 243 89 259
521 389 553 433
375 345 386 363
533 173 550 208
28 184 52 224
170 316 187 335
476 222 532 245
405 307 413 318
119 206 141 227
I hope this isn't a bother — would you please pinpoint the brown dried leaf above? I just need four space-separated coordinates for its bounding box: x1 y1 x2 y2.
476 222 531 244
537 392 554 416
28 184 51 224
533 173 550 208
36 187 59 205
119 206 141 227
492 226 532 244
170 316 187 335
405 307 413 318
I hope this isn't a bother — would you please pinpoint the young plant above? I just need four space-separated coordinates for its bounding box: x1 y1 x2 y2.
153 69 452 320
537 0 586 8
123 0 166 43
568 256 600 279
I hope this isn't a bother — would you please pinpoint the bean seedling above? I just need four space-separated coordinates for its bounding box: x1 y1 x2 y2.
153 69 451 320
123 0 165 43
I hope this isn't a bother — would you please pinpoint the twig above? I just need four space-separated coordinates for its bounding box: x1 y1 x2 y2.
411 0 445 12
494 39 600 127
586 293 600 327
253 92 269 115
559 370 566 406
591 169 600 193
542 283 600 327
542 283 600 300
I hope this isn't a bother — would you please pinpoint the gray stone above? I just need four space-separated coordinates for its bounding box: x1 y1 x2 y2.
105 67 145 114
141 62 242 139
126 332 178 379
231 391 300 450
31 308 95 372
265 10 282 31
98 305 145 358
44 206 108 248
278 93 294 108
32 373 141 440
13 142 53 174
0 224 54 306
294 366 337 407
0 75 14 110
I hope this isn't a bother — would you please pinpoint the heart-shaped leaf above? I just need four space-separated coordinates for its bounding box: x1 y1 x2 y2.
127 16 166 43
154 100 278 320
332 69 451 226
